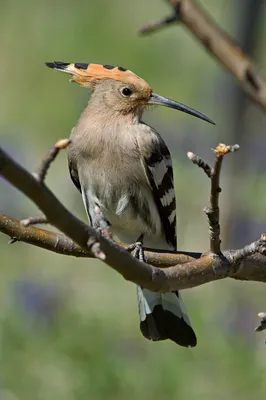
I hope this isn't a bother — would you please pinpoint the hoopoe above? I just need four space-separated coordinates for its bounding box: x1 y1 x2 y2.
46 61 214 347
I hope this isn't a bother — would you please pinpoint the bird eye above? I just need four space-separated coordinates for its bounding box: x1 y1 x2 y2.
121 87 132 97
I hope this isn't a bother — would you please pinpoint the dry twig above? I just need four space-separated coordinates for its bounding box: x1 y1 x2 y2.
139 11 179 35
188 144 239 254
20 215 48 227
36 138 70 182
187 152 212 178
206 144 237 254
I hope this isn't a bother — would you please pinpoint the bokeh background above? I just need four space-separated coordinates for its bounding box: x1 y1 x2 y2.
1 1 266 399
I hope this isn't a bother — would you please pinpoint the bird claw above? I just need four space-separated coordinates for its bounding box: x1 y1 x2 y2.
126 239 145 262
95 225 112 240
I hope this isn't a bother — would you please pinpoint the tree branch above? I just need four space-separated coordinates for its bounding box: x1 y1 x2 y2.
1 142 266 295
2 212 266 289
140 0 266 111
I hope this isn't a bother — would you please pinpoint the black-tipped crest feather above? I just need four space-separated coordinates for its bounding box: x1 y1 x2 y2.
45 61 70 70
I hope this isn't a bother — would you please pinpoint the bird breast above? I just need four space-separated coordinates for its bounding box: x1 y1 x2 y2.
78 151 162 239
70 120 163 241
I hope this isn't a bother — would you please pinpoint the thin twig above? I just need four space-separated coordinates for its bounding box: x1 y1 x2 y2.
140 0 266 111
187 147 220 253
20 215 48 227
228 233 266 280
36 138 70 182
189 143 239 255
187 152 212 178
207 144 239 254
206 146 223 254
231 234 266 262
138 12 179 35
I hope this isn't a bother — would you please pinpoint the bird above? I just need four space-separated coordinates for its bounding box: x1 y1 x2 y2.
46 61 214 347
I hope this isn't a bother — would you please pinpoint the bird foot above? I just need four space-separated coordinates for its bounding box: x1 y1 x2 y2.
126 235 145 262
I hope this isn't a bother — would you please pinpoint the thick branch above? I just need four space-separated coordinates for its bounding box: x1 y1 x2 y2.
140 0 266 111
2 213 266 286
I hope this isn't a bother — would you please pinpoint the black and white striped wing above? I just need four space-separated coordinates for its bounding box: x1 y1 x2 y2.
144 138 177 250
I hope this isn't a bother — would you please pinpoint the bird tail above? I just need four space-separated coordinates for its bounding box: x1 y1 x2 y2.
136 286 197 347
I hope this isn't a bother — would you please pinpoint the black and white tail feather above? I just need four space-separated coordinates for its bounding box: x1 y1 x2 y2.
137 288 196 347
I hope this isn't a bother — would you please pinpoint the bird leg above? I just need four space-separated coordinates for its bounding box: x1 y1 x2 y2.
126 234 145 262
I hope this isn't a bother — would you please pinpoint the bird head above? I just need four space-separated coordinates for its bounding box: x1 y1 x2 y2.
45 61 214 124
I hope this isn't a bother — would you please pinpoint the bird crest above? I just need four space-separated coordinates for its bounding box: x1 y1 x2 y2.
45 61 151 95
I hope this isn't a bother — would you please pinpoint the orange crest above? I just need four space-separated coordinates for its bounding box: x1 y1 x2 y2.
45 62 151 95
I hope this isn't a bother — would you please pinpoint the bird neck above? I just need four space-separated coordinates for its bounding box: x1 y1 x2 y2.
71 100 143 156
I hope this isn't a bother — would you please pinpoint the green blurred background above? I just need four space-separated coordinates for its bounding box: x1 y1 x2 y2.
1 1 266 399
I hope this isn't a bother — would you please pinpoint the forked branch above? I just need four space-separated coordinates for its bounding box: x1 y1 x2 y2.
2 213 266 286
1 141 266 296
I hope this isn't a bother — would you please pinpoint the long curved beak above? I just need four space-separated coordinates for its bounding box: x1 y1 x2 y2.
148 93 215 125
